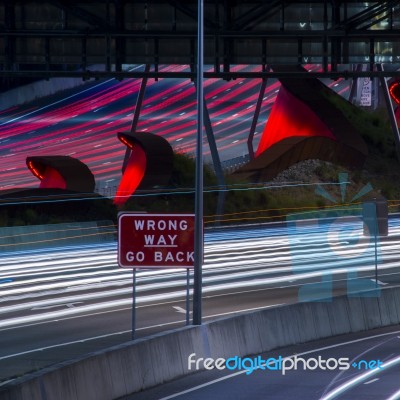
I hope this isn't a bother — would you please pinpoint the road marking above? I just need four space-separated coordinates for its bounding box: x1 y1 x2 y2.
158 329 400 400
0 304 282 360
371 279 388 286
173 306 187 314
0 379 15 387
387 388 400 400
0 329 132 361
364 378 379 385
31 302 83 310
0 78 114 127
321 356 400 400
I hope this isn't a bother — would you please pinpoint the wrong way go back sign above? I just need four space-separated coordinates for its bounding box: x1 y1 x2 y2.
118 213 195 268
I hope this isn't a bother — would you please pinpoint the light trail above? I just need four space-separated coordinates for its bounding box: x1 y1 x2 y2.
0 65 350 189
0 219 399 329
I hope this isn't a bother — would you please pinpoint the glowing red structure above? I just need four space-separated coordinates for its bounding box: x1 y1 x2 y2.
389 79 400 126
26 156 95 192
255 84 336 157
234 66 368 182
114 131 173 206
389 80 400 105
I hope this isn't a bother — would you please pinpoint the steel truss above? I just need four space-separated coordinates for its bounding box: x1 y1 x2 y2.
1 1 400 79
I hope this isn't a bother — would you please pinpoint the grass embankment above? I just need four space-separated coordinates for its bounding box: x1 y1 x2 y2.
122 92 400 226
4 89 399 227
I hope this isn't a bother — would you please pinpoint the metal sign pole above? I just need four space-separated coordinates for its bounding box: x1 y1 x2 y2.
193 0 204 326
186 268 190 325
132 268 137 340
374 204 378 287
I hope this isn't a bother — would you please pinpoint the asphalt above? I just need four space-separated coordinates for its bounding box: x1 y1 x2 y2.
122 325 400 400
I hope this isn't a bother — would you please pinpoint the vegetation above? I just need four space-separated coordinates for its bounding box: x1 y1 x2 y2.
119 93 400 226
0 189 117 227
322 88 400 202
2 90 399 227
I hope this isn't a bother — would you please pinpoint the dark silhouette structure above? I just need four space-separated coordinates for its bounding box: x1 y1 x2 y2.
1 2 399 81
114 131 174 206
26 156 96 192
0 156 114 227
233 66 369 182
389 79 400 126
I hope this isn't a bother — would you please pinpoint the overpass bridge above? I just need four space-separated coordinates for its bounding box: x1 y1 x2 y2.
2 1 400 181
1 1 400 80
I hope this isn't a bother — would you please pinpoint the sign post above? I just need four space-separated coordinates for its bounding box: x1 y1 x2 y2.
186 268 191 325
193 0 204 327
132 268 136 339
118 213 196 338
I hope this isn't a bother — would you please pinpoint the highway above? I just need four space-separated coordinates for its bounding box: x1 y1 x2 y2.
0 65 275 190
0 65 390 393
0 64 349 192
1 216 400 384
127 325 400 400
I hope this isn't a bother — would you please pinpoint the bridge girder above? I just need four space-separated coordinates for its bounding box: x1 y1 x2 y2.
0 1 400 79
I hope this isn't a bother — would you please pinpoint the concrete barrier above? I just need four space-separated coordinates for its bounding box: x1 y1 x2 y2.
0 78 90 111
1 285 400 400
0 64 136 111
0 221 116 253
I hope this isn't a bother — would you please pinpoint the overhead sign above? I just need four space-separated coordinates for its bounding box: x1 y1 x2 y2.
359 77 372 106
118 213 195 268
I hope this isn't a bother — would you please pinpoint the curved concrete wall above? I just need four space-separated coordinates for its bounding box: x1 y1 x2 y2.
0 65 133 111
0 78 89 111
0 221 116 253
1 285 399 400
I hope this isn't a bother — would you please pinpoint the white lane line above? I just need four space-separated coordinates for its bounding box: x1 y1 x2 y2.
0 379 15 387
321 356 400 400
158 329 400 400
371 279 388 286
0 286 284 333
0 329 132 361
0 304 282 360
386 388 400 400
159 372 246 400
173 306 190 314
364 378 379 385
0 78 115 126
31 302 83 311
1 257 400 320
3 251 397 299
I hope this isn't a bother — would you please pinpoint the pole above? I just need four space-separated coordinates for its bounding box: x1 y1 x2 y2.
193 0 204 326
186 268 190 325
248 78 268 159
132 268 136 340
374 203 378 287
374 231 378 287
122 64 150 173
